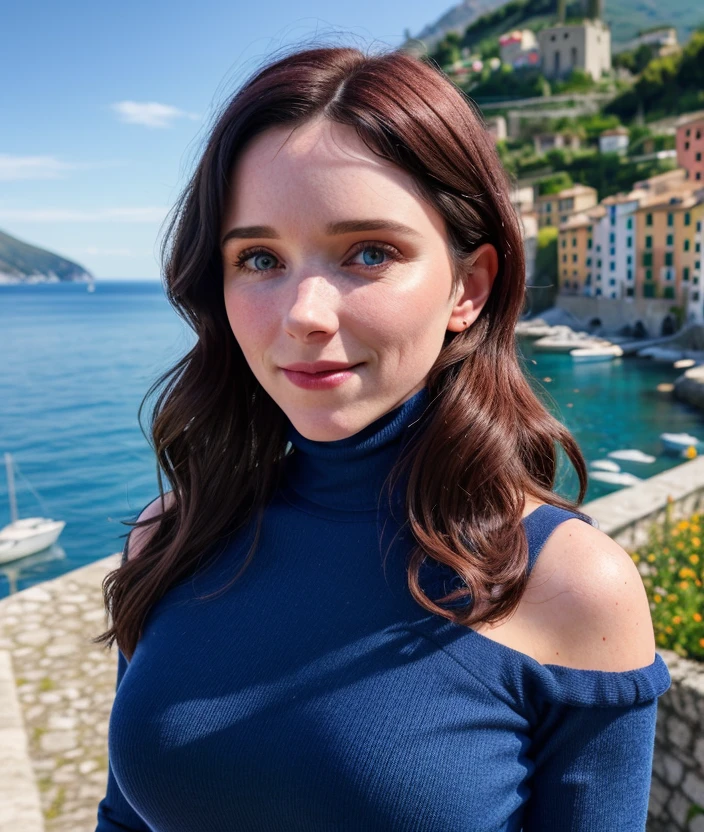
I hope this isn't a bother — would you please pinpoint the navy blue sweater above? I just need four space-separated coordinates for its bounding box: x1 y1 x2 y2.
96 388 671 831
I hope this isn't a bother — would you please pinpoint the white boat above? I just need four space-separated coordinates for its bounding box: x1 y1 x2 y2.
570 345 624 363
0 454 65 565
87 282 95 293
590 460 621 473
607 449 656 464
660 433 701 454
590 471 643 488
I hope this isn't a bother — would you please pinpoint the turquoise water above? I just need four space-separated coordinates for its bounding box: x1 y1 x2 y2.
1 281 703 598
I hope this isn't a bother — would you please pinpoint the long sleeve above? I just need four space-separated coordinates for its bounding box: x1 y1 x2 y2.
522 674 665 831
95 648 153 832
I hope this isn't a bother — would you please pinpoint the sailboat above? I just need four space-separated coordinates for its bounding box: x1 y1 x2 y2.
0 453 65 564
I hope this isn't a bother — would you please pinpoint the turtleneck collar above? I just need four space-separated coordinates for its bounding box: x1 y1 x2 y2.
281 387 431 517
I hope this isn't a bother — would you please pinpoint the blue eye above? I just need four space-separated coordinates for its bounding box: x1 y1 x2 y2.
349 243 398 270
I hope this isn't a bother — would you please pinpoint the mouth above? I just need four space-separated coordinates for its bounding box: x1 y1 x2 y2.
279 362 364 390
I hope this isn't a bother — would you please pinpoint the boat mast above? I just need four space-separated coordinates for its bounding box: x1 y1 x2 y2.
4 453 18 524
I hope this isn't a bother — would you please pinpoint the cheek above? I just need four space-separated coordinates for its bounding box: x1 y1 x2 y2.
223 286 275 359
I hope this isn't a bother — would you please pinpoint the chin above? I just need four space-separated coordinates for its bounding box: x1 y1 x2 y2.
284 403 374 442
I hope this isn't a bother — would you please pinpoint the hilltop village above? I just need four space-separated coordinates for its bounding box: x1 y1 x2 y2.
410 0 704 336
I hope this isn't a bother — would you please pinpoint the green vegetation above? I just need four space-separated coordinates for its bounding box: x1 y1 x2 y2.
529 226 559 313
537 171 573 194
612 43 658 74
631 499 704 660
0 227 92 283
606 29 704 120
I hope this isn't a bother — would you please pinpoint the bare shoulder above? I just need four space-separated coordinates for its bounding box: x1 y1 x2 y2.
125 492 175 562
524 516 656 671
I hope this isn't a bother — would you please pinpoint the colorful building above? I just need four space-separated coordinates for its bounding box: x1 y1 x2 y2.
634 185 704 318
676 113 704 183
536 184 598 228
557 211 597 295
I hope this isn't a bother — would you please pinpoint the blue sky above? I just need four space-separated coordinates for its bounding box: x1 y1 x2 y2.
1 0 453 279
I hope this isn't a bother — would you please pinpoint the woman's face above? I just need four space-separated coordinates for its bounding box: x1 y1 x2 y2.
221 117 496 441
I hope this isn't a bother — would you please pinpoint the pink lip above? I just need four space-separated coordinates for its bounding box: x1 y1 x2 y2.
280 361 363 390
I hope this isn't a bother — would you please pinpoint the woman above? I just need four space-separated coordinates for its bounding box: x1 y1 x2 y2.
95 45 670 832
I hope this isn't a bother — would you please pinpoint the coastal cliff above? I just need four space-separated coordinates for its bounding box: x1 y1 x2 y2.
0 228 93 284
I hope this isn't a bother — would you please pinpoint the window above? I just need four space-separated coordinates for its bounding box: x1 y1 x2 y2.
626 287 634 297
644 283 655 297
627 217 633 230
586 257 592 266
684 267 690 281
610 261 615 271
610 232 615 243
642 252 653 267
627 236 633 248
646 268 653 281
627 269 633 281
646 235 652 249
667 213 674 227
627 255 632 265
664 286 675 299
561 238 566 248
646 213 653 226
697 221 702 232
597 259 602 268
687 129 691 137
587 238 593 249
698 243 702 253
596 288 602 296
609 278 616 286
610 247 615 257
562 254 567 263
694 291 700 301
546 202 552 212
685 239 690 252
572 236 577 247
697 153 702 162
596 244 601 252
698 173 702 181
685 212 691 225
697 130 701 139
665 252 674 266
573 254 578 263
667 234 673 246
685 141 690 150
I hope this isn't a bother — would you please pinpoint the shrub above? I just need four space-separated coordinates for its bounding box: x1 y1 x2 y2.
630 499 704 660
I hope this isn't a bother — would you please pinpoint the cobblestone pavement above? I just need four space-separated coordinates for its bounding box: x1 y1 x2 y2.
0 553 122 832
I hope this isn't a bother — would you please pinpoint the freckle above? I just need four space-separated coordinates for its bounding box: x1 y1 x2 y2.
602 636 606 641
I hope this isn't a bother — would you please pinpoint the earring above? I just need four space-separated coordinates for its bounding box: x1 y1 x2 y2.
462 321 467 327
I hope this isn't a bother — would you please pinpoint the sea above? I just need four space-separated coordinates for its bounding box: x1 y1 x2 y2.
1 280 703 598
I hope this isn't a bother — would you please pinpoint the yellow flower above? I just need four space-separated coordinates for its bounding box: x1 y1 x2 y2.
654 594 662 603
680 581 690 590
664 548 670 555
679 567 696 579
667 594 678 602
659 633 668 644
647 554 656 562
693 514 700 523
672 529 679 537
665 625 674 633
692 525 701 534
678 520 690 531
677 541 685 550
700 637 704 648
672 616 682 625
693 613 702 622
632 554 641 563
690 554 700 564
697 580 702 587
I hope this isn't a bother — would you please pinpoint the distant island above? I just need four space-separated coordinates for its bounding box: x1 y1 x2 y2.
0 227 93 284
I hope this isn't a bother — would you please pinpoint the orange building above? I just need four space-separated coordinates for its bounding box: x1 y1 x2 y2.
557 208 603 295
634 185 704 308
536 184 598 228
676 113 704 183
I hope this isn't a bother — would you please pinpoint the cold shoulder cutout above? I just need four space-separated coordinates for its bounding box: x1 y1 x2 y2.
97 391 670 832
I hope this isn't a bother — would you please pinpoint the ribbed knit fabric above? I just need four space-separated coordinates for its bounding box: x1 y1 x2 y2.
96 388 671 832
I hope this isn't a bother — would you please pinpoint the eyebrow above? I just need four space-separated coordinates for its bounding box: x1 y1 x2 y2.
220 219 422 247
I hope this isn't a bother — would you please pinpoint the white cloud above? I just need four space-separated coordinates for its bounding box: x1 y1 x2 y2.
0 155 73 181
0 207 168 223
111 100 200 129
0 155 126 181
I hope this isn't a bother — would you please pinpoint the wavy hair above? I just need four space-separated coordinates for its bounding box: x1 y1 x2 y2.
93 44 588 661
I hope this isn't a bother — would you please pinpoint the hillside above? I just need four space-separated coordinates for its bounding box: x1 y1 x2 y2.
408 0 704 50
0 228 93 284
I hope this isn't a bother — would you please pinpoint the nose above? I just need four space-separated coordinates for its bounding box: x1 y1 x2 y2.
283 274 340 342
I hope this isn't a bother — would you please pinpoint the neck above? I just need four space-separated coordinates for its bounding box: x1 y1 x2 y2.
282 389 431 516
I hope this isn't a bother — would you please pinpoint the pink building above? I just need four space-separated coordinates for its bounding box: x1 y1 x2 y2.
676 113 704 183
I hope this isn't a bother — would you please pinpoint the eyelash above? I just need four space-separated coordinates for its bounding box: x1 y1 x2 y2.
231 241 402 275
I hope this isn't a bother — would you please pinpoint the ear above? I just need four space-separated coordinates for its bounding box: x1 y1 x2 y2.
446 243 499 333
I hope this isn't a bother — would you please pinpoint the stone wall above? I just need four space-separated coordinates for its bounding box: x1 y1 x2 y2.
583 456 704 830
556 294 679 336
